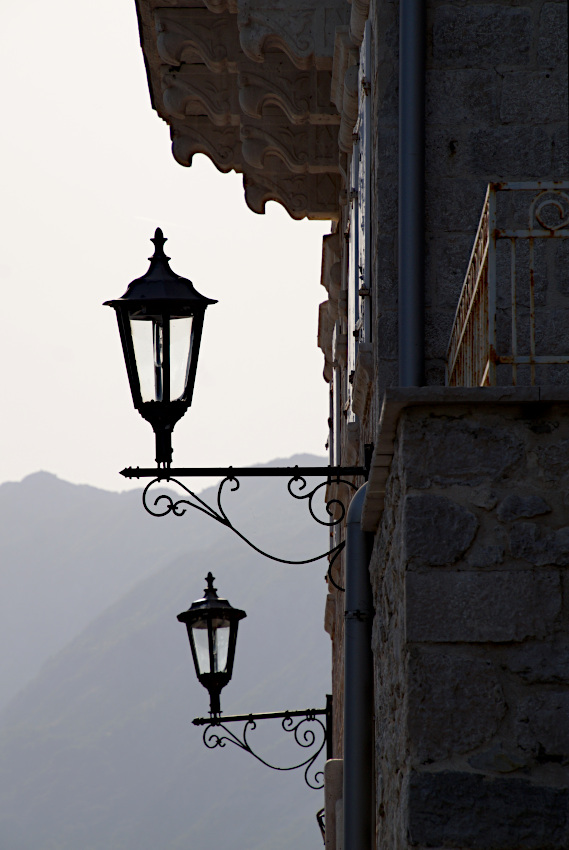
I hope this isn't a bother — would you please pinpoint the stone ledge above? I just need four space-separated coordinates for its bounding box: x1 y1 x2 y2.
361 386 569 532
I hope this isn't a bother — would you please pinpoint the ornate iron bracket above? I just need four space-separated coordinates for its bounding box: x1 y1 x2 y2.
192 695 332 790
120 464 368 591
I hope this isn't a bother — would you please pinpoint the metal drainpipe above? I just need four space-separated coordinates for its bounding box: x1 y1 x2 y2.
398 0 426 386
343 482 374 850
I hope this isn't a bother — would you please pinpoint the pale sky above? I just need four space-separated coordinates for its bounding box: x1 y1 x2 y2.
0 1 330 493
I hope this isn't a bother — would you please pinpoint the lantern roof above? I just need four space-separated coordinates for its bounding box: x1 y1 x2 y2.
177 572 247 625
106 228 217 309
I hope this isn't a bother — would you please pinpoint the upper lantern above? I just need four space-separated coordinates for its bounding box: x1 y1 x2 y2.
105 229 217 465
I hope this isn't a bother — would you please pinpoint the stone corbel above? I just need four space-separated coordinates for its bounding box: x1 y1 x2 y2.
317 300 334 383
343 420 360 465
333 326 348 367
162 67 241 126
321 232 342 323
324 591 336 638
349 0 370 46
240 120 339 174
155 8 240 73
237 1 349 70
243 170 341 220
331 27 360 153
170 121 244 172
352 342 374 418
321 232 342 290
238 63 340 126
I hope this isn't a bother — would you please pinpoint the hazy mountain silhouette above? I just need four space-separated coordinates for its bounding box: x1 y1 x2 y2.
0 457 332 849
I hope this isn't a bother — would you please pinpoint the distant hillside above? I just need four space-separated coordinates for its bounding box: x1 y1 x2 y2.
0 458 331 849
0 470 208 710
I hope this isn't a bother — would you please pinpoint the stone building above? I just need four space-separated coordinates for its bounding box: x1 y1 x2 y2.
133 1 569 848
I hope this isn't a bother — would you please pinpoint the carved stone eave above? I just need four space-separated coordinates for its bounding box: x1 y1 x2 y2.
156 8 240 73
171 120 244 172
238 65 340 125
244 170 341 220
237 0 348 69
241 120 340 174
134 0 354 220
162 66 242 125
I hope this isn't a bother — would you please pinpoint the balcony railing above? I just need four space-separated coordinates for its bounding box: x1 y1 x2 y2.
446 181 569 387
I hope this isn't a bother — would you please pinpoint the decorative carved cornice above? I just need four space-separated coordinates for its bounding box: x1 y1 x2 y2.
171 121 244 172
244 170 341 220
162 66 241 125
241 120 339 174
238 64 339 125
135 0 357 219
237 1 348 69
156 9 240 72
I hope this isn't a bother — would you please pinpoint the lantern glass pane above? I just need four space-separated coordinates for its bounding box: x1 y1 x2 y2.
130 318 164 403
212 621 230 673
191 621 211 675
169 317 193 401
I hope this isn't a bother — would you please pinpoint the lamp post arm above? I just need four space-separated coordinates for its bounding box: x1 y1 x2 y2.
191 696 333 791
122 462 373 591
193 707 328 725
120 465 367 479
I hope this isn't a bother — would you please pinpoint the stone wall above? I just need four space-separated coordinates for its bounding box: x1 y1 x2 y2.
369 0 568 403
372 398 569 848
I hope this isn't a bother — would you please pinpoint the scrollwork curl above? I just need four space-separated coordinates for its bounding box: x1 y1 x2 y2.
531 190 569 231
141 475 353 575
200 713 326 789
287 473 357 528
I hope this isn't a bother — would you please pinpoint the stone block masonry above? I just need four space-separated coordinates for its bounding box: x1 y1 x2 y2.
368 0 569 398
370 393 569 849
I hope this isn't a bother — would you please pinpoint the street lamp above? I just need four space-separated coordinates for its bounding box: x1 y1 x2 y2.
104 228 216 466
105 229 370 804
177 572 246 716
180 574 332 792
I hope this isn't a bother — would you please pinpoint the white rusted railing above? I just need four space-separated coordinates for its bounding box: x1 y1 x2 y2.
446 181 569 386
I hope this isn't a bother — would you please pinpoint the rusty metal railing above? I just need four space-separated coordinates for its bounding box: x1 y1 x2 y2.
446 181 569 387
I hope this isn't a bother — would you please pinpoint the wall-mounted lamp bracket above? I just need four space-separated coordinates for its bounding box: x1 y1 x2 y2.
192 695 332 790
120 465 368 591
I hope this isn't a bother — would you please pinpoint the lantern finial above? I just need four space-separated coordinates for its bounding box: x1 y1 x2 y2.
205 572 217 597
149 227 170 262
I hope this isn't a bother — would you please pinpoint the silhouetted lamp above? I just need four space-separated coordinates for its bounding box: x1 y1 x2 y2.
104 229 216 466
178 573 247 716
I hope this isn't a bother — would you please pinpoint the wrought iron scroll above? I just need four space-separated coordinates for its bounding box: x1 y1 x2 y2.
131 467 364 591
193 704 330 790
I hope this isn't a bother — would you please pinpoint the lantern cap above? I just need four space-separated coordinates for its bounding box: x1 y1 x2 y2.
104 228 217 311
177 572 247 625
